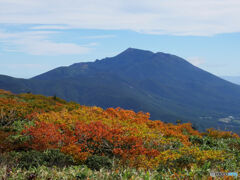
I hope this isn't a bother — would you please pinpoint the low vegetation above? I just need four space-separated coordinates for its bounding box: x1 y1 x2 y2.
0 89 239 179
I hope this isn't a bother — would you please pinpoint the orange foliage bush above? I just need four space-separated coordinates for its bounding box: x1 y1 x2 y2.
205 128 239 139
21 107 203 169
0 89 12 95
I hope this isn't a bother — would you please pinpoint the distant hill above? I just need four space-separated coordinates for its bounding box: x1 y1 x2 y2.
1 48 240 132
222 76 240 85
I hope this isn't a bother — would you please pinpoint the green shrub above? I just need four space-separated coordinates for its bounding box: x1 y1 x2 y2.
11 120 34 133
42 149 76 167
189 135 203 145
9 149 76 169
85 155 112 171
174 154 196 168
158 154 196 173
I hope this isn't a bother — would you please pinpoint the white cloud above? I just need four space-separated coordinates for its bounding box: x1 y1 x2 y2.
0 0 240 36
14 41 90 55
80 35 116 39
0 30 90 55
187 57 205 66
31 25 70 30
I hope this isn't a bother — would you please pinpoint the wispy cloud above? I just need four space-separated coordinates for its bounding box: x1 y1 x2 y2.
0 0 240 36
0 30 91 55
31 25 70 30
80 35 116 39
187 57 205 66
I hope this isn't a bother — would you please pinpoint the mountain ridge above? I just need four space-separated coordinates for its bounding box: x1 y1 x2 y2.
221 76 240 85
1 48 240 132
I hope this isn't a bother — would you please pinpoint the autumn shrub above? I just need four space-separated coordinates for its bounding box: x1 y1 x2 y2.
21 115 234 170
204 128 239 139
228 138 240 151
22 122 64 151
0 130 26 152
0 89 12 95
0 106 24 127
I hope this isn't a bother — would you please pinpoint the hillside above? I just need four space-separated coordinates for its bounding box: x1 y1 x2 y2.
0 90 239 179
1 48 240 132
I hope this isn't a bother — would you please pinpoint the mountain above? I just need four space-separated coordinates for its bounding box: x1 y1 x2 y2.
1 48 240 132
221 76 240 85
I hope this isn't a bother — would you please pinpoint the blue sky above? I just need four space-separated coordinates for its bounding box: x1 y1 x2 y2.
0 0 240 78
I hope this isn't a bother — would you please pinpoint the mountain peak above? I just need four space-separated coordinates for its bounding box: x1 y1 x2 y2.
122 47 154 54
115 48 154 59
120 48 176 58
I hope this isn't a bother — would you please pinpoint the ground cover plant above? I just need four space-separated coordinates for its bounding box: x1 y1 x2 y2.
0 89 239 179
